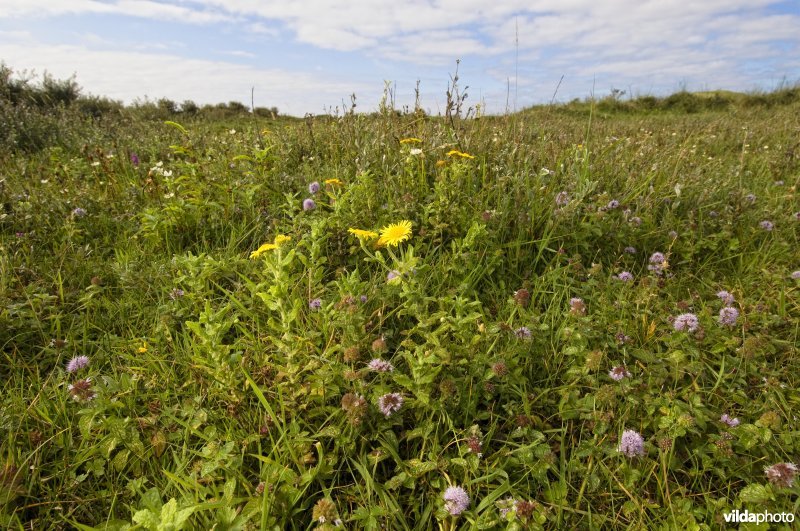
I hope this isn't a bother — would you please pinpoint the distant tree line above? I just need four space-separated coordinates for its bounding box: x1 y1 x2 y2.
0 63 279 120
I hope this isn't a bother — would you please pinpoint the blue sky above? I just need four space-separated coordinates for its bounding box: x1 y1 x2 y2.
1 0 799 116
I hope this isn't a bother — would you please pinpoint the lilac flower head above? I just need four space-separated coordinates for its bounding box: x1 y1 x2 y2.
130 153 140 166
377 392 404 417
609 365 631 381
624 246 637 254
569 297 586 315
745 193 756 204
309 298 322 311
616 271 634 282
718 306 739 327
367 358 394 372
308 181 320 194
720 413 740 428
648 252 667 275
303 198 316 211
615 332 631 344
716 290 735 306
630 217 642 227
68 378 95 401
169 288 185 300
791 271 800 280
673 313 700 333
442 486 470 516
387 270 401 283
606 199 620 210
759 220 774 231
764 462 798 488
72 207 87 217
555 191 569 207
794 212 800 222
668 230 678 239
618 429 645 457
709 210 719 218
66 355 90 373
514 326 532 340
360 295 368 303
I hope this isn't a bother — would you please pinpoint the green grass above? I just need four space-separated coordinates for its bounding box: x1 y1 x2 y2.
1 82 799 530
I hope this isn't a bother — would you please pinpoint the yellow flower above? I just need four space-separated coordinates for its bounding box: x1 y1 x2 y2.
348 228 379 240
400 137 422 144
324 178 344 186
378 220 412 246
250 243 277 258
435 160 447 167
446 149 475 159
137 343 148 354
250 234 291 258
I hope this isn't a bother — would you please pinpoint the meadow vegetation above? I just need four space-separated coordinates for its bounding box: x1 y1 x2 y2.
1 65 799 529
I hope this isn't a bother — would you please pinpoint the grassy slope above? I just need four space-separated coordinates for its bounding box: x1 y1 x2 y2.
1 94 799 529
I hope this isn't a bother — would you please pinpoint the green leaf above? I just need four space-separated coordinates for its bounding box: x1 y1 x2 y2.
405 459 438 478
164 121 188 135
160 498 178 523
132 509 159 529
739 483 773 503
385 473 408 490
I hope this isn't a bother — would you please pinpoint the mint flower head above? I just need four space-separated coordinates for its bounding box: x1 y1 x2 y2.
609 365 631 381
720 413 740 427
673 313 699 333
718 306 739 327
716 290 735 306
66 355 90 373
648 252 667 275
443 486 470 516
514 326 532 340
377 393 403 417
367 359 393 373
618 429 645 457
765 462 798 488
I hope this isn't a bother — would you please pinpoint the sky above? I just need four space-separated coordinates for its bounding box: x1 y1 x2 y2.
1 0 799 116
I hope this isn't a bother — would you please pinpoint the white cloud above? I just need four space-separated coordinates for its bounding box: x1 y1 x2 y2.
224 50 256 58
0 0 232 24
0 39 370 115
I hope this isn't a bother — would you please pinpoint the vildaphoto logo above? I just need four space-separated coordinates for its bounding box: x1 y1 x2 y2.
723 509 795 524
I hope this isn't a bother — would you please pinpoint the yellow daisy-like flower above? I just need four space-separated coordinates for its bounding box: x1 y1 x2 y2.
446 149 475 159
250 234 291 258
400 137 422 144
348 228 379 240
378 220 413 247
137 343 148 354
324 178 344 186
